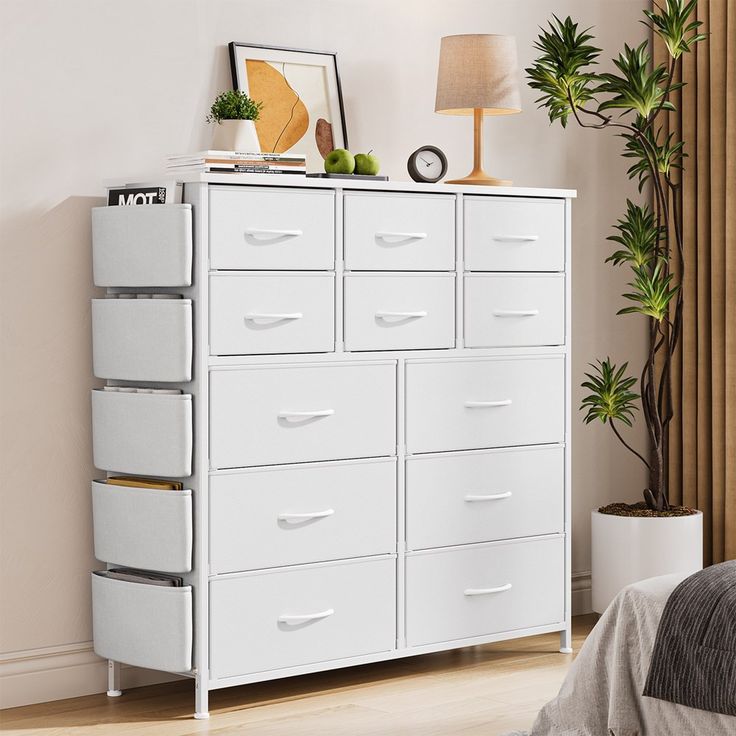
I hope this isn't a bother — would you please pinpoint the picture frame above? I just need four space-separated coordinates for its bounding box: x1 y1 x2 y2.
228 42 348 172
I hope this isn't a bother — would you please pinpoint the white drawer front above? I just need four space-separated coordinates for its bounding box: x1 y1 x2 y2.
210 556 396 678
405 357 564 454
210 459 397 573
344 193 455 271
344 274 455 351
465 274 565 347
406 447 564 550
465 197 565 272
209 273 335 355
406 537 564 646
209 187 334 270
210 363 396 468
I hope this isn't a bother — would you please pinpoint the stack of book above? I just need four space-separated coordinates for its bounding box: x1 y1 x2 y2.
166 151 306 176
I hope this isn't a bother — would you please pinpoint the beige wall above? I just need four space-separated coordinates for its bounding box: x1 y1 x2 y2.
0 0 648 705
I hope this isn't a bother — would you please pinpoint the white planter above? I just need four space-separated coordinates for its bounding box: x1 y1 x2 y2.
210 120 260 153
591 509 703 613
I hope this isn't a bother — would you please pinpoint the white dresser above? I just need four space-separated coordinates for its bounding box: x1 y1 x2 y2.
89 175 575 718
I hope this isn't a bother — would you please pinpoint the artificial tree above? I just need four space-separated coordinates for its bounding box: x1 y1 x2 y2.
526 0 705 513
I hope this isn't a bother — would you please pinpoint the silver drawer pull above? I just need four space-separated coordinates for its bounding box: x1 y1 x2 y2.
244 228 303 239
493 309 539 318
245 312 303 323
464 492 513 502
464 584 513 596
492 235 539 243
375 311 428 320
375 231 428 243
278 409 335 420
278 608 335 625
278 509 335 522
464 399 512 408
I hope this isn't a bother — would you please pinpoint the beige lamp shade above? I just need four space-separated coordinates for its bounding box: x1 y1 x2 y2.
435 34 521 115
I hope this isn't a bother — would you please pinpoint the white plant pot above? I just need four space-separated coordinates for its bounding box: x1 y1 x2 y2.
591 509 703 613
210 120 260 153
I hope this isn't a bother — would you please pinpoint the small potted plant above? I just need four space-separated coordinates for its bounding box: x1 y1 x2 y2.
526 0 706 612
207 90 263 152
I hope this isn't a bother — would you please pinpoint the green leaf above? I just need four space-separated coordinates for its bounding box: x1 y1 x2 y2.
620 116 687 190
580 358 640 426
525 15 602 127
618 260 679 321
644 0 706 59
206 90 263 123
595 42 673 118
605 199 660 268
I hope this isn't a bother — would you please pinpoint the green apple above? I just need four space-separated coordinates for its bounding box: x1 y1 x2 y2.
324 149 355 174
354 150 380 176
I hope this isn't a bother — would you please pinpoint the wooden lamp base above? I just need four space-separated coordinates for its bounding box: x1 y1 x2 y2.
445 173 512 186
446 109 511 187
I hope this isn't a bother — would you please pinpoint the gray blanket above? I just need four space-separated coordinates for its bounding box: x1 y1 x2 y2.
643 560 736 715
524 573 736 735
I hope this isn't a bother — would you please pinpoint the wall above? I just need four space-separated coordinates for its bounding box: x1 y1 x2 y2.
0 0 648 708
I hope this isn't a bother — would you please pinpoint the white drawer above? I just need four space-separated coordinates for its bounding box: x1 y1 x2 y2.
344 193 455 271
92 298 193 381
209 187 334 270
465 274 565 347
210 556 396 678
405 357 564 454
209 362 396 468
209 273 335 355
406 537 564 646
465 197 565 272
344 274 455 351
210 459 397 573
406 446 564 550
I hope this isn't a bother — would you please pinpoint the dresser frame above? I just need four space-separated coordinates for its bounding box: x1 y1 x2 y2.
97 176 575 718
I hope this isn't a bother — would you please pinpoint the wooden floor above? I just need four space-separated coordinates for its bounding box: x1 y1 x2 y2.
1 616 595 736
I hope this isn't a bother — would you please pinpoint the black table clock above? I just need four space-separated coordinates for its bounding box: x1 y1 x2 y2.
407 146 448 183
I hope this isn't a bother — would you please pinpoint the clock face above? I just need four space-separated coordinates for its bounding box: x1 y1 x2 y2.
408 146 447 183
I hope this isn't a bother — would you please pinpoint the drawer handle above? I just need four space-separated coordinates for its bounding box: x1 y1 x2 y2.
375 311 428 321
278 409 335 420
464 584 513 596
375 231 428 244
493 309 540 318
464 399 512 408
492 235 539 243
278 509 335 522
464 492 513 502
278 608 335 625
245 312 303 323
244 228 303 240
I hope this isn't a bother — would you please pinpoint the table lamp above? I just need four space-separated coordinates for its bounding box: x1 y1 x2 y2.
435 34 521 186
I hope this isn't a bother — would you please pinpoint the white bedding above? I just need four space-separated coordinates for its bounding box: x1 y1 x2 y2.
525 573 736 736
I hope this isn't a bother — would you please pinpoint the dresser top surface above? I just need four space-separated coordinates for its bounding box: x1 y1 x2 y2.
166 172 576 199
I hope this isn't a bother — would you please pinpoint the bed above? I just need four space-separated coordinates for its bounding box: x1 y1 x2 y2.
513 566 736 736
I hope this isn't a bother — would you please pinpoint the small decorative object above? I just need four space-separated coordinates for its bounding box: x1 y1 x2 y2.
435 34 521 186
354 150 380 176
207 90 263 152
324 148 355 175
407 145 448 183
229 43 348 173
526 2 706 610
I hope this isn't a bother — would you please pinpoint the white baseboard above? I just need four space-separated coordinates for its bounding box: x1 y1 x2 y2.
0 642 181 710
572 571 592 616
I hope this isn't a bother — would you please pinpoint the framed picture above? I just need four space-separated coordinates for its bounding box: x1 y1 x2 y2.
228 42 348 172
